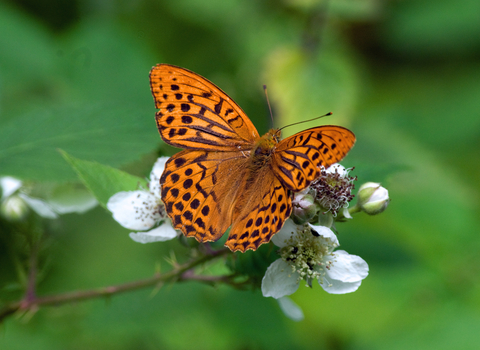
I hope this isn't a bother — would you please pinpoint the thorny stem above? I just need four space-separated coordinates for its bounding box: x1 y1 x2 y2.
0 248 231 322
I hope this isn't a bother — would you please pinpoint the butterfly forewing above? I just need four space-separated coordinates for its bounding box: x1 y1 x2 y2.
150 64 260 151
272 126 356 191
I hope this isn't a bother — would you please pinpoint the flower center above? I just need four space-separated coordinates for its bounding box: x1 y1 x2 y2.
310 167 356 216
279 225 338 285
133 193 163 223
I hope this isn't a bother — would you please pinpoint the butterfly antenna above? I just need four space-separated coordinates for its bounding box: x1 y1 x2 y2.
263 85 275 127
279 112 333 131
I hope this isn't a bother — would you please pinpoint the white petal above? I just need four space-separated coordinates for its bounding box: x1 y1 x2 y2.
277 297 304 322
271 219 298 248
129 223 178 243
47 185 98 214
308 223 339 245
149 157 169 197
1 176 22 200
370 186 389 202
18 194 58 219
327 250 369 283
261 259 300 299
341 207 352 219
107 191 160 230
319 276 362 294
326 163 347 176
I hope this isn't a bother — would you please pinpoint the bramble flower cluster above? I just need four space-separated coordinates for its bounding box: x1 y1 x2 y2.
259 163 389 320
106 160 389 321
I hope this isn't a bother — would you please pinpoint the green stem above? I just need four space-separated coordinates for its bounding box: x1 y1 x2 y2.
348 204 362 215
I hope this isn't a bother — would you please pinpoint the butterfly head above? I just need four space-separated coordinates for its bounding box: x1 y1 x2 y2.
250 129 282 168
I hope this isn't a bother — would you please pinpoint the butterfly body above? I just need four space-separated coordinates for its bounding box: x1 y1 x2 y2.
150 64 355 252
250 129 280 170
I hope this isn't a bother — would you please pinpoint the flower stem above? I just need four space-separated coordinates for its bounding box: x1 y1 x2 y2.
348 204 362 215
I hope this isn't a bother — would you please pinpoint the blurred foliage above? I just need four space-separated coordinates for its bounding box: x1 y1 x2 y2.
1 0 480 349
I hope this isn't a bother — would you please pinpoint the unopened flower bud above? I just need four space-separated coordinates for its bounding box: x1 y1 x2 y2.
358 182 389 215
291 192 317 225
1 195 29 220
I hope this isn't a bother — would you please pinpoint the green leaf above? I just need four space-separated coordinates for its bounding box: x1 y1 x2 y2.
60 150 147 208
0 103 159 182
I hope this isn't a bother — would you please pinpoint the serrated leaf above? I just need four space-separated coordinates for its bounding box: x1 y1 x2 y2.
60 150 147 208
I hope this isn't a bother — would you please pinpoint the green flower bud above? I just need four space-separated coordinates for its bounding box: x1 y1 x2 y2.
0 195 29 221
358 182 390 215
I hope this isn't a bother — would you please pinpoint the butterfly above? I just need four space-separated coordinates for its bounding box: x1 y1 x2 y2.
150 64 355 252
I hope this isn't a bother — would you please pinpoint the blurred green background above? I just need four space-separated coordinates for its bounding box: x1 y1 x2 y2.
1 0 480 349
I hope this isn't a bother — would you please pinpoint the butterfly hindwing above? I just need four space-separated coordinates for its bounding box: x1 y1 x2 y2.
272 126 356 191
160 149 249 243
225 168 292 252
150 64 260 151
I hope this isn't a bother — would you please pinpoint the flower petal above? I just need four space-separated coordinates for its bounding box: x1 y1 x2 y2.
277 297 304 322
327 250 369 283
271 219 298 248
309 223 339 245
341 207 352 219
326 163 347 176
47 185 98 214
0 176 22 200
18 194 58 219
261 259 300 299
107 191 161 230
320 276 362 294
129 223 178 243
149 157 169 197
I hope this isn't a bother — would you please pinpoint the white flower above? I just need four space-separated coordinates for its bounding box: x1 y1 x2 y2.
107 157 178 243
0 176 96 220
262 219 368 299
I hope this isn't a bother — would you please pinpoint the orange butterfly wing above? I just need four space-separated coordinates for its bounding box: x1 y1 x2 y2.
225 167 292 252
224 127 355 252
272 126 356 191
151 64 356 252
160 149 249 243
150 64 259 151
